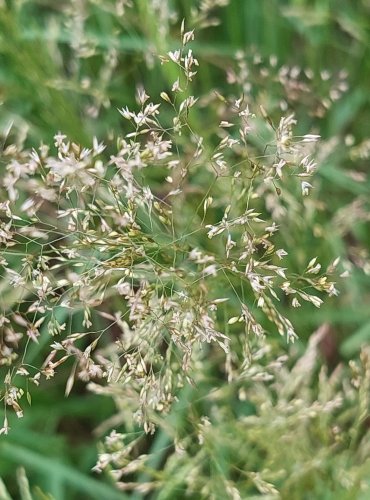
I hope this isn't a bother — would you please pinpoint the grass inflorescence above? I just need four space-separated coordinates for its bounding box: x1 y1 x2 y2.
0 1 369 499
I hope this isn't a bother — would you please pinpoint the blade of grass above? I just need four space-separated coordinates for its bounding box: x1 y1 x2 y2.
0 443 127 500
17 468 33 500
0 478 13 500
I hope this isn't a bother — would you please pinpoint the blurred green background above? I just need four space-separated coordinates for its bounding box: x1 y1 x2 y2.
0 0 369 498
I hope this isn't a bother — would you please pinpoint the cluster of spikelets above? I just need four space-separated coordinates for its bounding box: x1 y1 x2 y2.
5 14 370 499
0 0 369 496
94 328 370 498
0 24 343 442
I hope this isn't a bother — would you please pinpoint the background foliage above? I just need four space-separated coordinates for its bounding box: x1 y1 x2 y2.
0 0 369 498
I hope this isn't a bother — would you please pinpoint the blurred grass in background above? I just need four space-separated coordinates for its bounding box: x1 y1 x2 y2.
0 0 369 498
